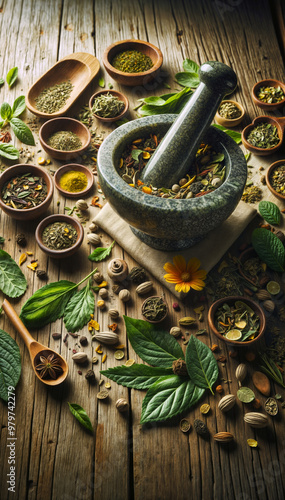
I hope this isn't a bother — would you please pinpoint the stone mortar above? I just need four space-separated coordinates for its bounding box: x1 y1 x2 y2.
97 115 247 251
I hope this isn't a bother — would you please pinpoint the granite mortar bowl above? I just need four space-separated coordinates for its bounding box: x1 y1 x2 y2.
97 115 248 250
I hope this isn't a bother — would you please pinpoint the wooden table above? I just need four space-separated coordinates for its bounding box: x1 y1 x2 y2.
1 1 285 499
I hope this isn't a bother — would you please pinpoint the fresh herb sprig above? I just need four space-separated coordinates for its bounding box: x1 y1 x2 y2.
257 352 285 388
0 96 35 147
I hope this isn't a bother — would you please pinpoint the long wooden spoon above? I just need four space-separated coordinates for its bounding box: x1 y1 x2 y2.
2 299 68 386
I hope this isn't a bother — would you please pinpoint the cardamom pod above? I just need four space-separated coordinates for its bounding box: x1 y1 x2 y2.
136 281 153 295
262 300 275 312
179 316 196 326
255 290 271 301
72 352 88 364
214 432 234 443
108 308 119 319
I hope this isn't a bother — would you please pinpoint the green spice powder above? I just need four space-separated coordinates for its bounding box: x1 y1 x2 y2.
35 81 74 113
47 130 82 151
111 50 153 73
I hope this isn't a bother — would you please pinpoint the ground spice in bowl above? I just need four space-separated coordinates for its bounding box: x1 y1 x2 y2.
47 130 82 151
91 92 125 118
111 50 153 73
218 102 241 119
42 221 78 250
1 172 48 209
59 170 88 193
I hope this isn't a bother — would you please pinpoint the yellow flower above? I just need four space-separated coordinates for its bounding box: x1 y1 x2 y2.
163 256 207 293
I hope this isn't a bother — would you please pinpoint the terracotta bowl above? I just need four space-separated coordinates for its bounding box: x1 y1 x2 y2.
265 159 285 201
39 117 91 161
251 79 285 111
35 214 84 258
54 164 94 198
215 100 245 128
141 296 168 324
0 164 53 220
102 39 163 87
241 116 284 156
89 89 129 123
208 296 266 347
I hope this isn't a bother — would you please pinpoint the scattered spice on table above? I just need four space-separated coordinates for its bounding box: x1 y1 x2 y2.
241 185 262 203
47 130 82 151
35 80 74 113
34 350 63 380
218 102 241 119
142 296 167 322
42 221 78 250
111 50 153 73
246 122 280 149
59 170 88 193
257 85 284 104
91 92 125 118
1 172 47 209
269 163 285 194
214 300 260 342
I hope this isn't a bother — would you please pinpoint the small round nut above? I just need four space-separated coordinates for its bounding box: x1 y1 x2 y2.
89 222 98 232
115 398 129 412
76 199 89 211
97 299 105 309
119 289 131 302
94 272 104 284
171 184 180 193
108 308 119 319
79 336 88 346
262 300 275 313
179 178 187 186
87 233 101 246
170 326 182 338
99 288 108 299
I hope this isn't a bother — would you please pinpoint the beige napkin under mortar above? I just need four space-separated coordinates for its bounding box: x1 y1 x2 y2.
93 201 257 299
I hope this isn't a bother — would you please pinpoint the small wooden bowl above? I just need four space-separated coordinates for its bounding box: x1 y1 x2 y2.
251 79 285 111
0 164 53 220
35 214 84 258
238 247 260 287
141 296 168 324
102 39 163 87
265 159 285 201
39 117 91 161
208 296 266 347
54 164 94 198
215 100 245 128
241 116 284 156
89 90 129 123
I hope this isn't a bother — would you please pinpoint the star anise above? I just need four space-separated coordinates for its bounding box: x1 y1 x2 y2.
0 131 12 143
35 353 63 379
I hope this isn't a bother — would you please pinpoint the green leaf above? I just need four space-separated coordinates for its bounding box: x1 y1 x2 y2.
131 149 143 161
183 59 200 74
0 329 21 402
185 335 218 395
162 82 171 89
124 316 184 368
237 387 255 403
10 118 35 145
258 200 281 226
98 77 105 88
64 280 95 333
212 124 242 144
1 102 12 120
139 87 193 116
175 71 200 88
140 376 204 424
20 269 97 328
68 403 93 432
6 67 18 87
100 364 173 389
141 96 167 106
88 240 115 262
244 152 251 162
0 78 4 86
0 237 4 244
108 83 113 89
0 143 19 160
12 95 26 117
252 228 285 272
0 121 3 128
0 249 27 298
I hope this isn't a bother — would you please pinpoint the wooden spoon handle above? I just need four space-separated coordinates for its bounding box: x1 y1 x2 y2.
2 299 34 348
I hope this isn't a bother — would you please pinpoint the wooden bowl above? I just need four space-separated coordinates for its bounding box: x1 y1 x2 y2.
89 90 129 123
0 164 53 220
238 247 260 287
26 52 100 118
141 296 168 324
215 100 245 128
35 214 84 258
39 117 91 161
102 39 163 87
241 116 284 156
54 164 94 198
251 79 285 111
265 159 285 201
208 296 266 347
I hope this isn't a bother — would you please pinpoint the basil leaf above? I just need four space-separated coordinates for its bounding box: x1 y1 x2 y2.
0 249 27 298
20 280 77 328
139 87 192 116
12 95 26 117
140 375 205 424
0 78 4 86
131 149 143 161
258 200 281 226
183 59 200 74
98 77 105 88
0 329 21 402
88 240 115 262
0 143 19 160
175 71 200 88
100 364 173 389
1 102 12 120
252 228 284 272
185 335 218 395
6 67 18 87
64 281 95 333
10 118 35 145
141 96 167 106
68 403 93 432
124 316 184 368
212 124 242 144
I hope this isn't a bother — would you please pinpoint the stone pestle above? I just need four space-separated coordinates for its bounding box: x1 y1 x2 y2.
140 61 237 188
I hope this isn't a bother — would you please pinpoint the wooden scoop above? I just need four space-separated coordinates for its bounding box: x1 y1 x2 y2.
2 299 68 386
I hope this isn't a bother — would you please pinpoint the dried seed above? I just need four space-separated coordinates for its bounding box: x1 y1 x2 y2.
97 390 109 400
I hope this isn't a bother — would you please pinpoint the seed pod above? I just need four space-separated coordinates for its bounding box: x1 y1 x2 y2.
108 258 129 281
89 222 98 232
87 233 101 246
252 371 270 396
128 266 147 284
235 363 247 385
94 272 104 284
214 432 234 443
52 333 62 340
76 199 88 211
116 398 129 412
108 308 119 319
79 336 88 346
85 369 96 384
244 412 268 428
179 316 196 326
119 289 131 302
93 332 119 345
72 352 88 364
169 326 182 338
218 394 236 412
136 281 153 295
255 289 271 301
194 419 210 437
99 288 108 299
262 300 275 312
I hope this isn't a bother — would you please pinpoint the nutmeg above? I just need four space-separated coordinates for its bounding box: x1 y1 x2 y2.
93 271 104 284
119 289 131 302
116 398 129 412
88 222 98 232
87 233 101 246
99 288 108 299
108 308 120 319
72 352 88 364
255 290 271 301
262 300 275 313
108 258 129 282
76 199 89 211
169 326 182 338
